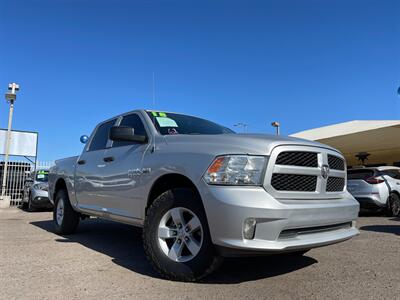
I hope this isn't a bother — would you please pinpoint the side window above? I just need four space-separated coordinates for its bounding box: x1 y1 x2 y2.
383 170 400 179
112 114 148 147
88 119 116 151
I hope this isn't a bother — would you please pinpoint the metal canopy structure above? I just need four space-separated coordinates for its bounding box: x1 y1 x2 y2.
291 120 400 167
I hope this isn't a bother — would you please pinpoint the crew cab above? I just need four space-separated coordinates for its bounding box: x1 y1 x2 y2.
48 109 359 281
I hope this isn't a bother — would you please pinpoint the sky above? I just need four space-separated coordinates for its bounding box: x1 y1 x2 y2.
1 0 399 162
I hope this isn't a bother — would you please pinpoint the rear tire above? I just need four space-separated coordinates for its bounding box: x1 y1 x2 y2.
387 193 400 217
53 189 80 234
143 188 222 281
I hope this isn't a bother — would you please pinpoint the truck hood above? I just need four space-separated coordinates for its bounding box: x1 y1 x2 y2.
162 133 339 156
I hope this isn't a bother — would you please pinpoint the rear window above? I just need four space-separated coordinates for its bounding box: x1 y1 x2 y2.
347 169 374 180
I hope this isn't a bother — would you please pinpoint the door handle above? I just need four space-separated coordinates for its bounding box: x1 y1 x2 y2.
77 160 86 165
103 156 114 162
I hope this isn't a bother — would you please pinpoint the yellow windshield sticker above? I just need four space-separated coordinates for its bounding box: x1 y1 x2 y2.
151 111 167 117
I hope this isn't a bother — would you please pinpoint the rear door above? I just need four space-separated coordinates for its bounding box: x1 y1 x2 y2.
75 118 118 213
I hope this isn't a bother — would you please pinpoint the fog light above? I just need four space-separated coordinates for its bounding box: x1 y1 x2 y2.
243 218 257 239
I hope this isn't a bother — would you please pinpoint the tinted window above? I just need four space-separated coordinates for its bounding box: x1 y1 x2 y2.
382 169 400 179
147 111 234 135
112 114 148 147
347 169 374 180
89 119 116 151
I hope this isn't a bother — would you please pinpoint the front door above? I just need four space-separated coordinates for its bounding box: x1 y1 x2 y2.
98 113 150 220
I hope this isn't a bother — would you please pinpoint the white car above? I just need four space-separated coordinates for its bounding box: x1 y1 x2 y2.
347 166 400 216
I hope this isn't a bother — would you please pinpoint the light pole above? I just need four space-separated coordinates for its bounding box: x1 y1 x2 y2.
271 121 280 135
1 83 19 205
234 122 248 133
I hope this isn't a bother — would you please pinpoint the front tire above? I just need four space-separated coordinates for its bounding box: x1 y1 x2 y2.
27 193 36 212
53 189 80 234
143 188 222 281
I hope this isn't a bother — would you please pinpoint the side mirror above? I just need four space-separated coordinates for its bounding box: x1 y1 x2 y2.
109 126 147 143
80 135 89 144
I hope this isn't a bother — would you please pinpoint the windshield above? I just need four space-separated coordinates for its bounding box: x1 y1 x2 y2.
147 111 235 135
35 170 49 182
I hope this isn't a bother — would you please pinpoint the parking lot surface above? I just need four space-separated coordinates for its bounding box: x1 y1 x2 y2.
0 207 399 300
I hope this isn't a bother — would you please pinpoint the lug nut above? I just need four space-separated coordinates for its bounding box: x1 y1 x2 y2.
184 237 189 242
185 227 189 232
177 239 181 244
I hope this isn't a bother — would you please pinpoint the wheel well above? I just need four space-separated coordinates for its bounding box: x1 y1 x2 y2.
146 174 201 212
390 190 400 203
54 178 67 199
391 190 400 196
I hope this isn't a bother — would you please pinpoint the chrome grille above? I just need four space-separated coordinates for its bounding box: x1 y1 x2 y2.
276 151 318 168
265 145 347 200
271 174 317 191
326 177 345 192
328 155 345 171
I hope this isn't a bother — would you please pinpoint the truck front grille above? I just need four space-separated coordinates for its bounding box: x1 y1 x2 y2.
276 151 318 168
265 145 347 199
271 174 317 191
326 177 345 192
328 155 345 171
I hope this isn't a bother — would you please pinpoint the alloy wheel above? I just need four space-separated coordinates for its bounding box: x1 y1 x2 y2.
157 207 203 262
56 199 64 225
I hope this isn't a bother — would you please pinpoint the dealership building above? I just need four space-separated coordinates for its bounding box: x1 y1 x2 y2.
291 120 400 168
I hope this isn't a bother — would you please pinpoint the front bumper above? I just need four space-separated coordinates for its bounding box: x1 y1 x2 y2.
353 195 386 209
200 183 360 255
31 189 52 208
31 196 53 208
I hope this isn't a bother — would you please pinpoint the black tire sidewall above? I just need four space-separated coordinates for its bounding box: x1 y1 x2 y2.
389 193 400 217
143 188 220 281
28 193 35 212
53 189 79 234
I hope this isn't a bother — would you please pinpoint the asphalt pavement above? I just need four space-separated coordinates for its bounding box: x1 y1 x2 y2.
0 207 399 300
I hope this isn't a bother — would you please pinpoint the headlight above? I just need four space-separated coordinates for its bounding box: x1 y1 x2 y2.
33 183 48 191
204 155 267 185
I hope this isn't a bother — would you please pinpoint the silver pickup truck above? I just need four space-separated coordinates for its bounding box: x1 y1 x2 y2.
49 109 359 281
